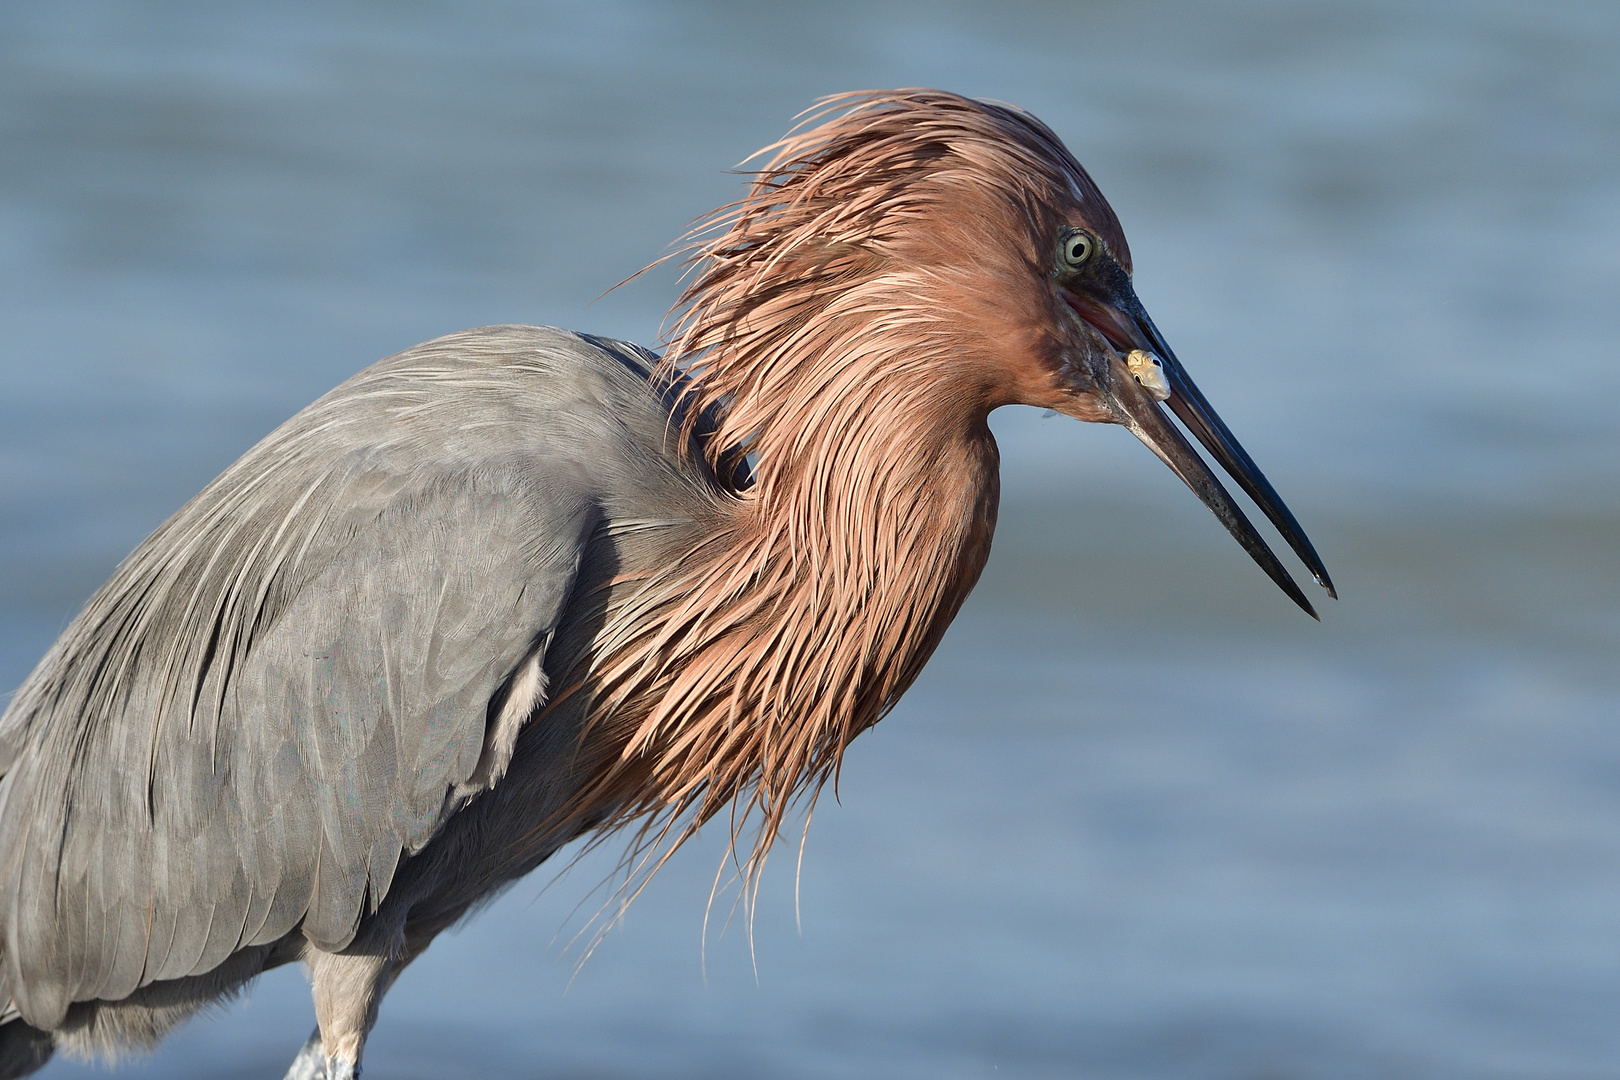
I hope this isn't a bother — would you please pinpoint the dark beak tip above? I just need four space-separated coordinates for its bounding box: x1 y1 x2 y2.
1278 573 1320 621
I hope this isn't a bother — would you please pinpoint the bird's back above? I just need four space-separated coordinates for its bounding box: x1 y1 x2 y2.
0 325 722 1029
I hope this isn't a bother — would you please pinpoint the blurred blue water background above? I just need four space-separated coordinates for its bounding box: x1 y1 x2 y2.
2 2 1618 1077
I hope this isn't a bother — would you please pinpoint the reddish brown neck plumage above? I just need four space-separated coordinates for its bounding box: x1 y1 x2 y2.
568 336 1002 888
550 90 1113 887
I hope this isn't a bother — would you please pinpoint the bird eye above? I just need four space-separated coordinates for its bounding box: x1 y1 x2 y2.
1059 231 1095 271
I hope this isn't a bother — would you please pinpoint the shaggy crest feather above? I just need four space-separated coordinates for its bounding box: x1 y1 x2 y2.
539 90 1124 897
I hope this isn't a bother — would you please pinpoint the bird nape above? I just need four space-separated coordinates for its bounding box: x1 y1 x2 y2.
0 89 1331 1079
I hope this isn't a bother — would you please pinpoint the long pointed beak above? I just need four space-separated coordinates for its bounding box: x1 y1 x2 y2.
1071 291 1335 618
1133 309 1336 604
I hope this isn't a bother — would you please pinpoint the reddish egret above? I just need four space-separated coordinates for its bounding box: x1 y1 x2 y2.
0 90 1332 1078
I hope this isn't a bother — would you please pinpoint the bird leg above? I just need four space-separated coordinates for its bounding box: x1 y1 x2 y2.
300 949 397 1079
282 1029 327 1080
289 919 446 1080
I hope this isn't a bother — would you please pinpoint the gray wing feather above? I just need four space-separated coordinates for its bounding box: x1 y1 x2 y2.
0 326 672 1027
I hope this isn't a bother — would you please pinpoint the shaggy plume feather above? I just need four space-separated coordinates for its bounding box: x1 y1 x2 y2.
542 90 1125 899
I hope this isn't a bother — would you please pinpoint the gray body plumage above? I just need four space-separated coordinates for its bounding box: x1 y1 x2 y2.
0 326 721 1064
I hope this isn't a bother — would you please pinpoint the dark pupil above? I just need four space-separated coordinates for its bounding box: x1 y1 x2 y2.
1068 239 1086 262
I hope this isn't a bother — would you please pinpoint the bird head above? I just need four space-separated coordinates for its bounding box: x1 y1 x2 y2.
667 89 1333 616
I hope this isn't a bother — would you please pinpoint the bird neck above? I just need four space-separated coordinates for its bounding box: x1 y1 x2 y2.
562 376 1001 879
741 379 1003 645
